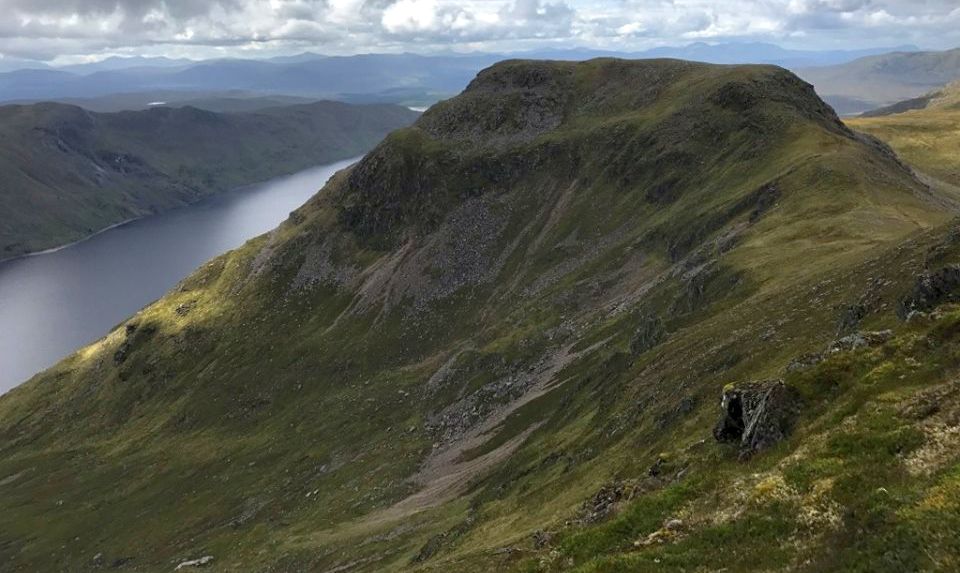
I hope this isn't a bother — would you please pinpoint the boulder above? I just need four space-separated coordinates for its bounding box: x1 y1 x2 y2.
713 380 801 458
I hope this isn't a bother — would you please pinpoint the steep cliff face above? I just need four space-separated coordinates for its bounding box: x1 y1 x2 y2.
1 59 958 572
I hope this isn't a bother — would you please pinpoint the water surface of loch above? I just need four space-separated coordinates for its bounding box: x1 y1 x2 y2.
0 158 358 394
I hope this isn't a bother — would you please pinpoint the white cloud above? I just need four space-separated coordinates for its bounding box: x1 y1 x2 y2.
616 22 645 36
382 0 441 33
379 0 572 42
0 0 957 62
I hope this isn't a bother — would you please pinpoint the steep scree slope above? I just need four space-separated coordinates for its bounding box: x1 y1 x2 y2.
0 59 957 572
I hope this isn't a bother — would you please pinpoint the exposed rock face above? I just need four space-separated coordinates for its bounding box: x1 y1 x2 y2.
899 265 960 318
713 380 801 457
418 60 572 146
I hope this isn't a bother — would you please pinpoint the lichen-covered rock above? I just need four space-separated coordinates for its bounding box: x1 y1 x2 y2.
713 380 801 458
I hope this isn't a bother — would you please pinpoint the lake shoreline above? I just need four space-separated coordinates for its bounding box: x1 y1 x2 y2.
0 155 365 266
0 216 145 265
0 157 360 394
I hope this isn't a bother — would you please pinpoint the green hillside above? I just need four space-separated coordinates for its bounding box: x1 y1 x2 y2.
849 82 960 195
1 58 959 572
0 101 419 260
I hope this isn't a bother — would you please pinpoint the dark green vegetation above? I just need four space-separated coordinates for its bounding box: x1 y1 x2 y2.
0 101 419 260
799 47 960 115
2 58 960 571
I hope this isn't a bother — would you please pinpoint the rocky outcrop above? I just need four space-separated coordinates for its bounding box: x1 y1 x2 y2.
828 330 893 353
713 380 801 458
578 482 626 524
634 517 685 547
898 265 960 318
417 60 572 146
785 330 894 374
113 322 158 366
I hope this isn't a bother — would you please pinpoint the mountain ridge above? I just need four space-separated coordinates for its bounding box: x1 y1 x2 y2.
1 58 958 571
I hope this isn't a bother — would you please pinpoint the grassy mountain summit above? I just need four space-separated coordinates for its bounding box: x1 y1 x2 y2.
0 101 419 260
1 58 959 571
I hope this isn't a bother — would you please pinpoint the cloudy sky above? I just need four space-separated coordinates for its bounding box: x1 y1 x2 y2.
1 0 959 63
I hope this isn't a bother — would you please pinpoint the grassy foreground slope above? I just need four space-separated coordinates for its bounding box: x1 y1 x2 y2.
0 101 419 260
1 58 959 571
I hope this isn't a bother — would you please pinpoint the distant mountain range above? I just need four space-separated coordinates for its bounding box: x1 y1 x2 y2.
0 43 922 110
0 101 418 259
799 48 960 115
6 90 323 113
0 54 502 104
523 42 920 68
